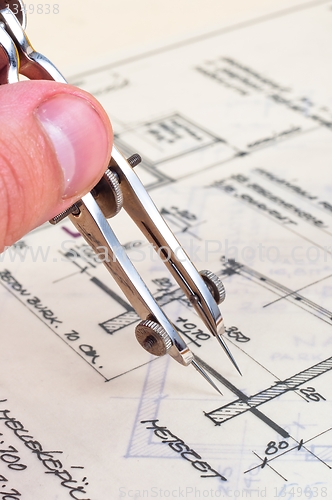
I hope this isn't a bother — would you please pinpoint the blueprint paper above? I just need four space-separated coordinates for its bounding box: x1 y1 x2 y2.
1 1 332 498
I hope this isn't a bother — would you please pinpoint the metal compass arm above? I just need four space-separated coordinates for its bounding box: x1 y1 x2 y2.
0 2 241 393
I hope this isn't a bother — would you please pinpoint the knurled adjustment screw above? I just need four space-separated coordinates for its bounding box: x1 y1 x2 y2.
127 153 142 168
104 169 123 216
200 270 226 304
135 319 172 356
49 203 81 225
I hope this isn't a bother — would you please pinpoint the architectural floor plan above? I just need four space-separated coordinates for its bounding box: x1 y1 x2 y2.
1 1 332 497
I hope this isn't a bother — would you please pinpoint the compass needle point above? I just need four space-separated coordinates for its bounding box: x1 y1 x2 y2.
192 358 223 396
216 334 242 376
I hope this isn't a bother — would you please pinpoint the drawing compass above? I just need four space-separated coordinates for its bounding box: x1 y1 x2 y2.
0 2 241 392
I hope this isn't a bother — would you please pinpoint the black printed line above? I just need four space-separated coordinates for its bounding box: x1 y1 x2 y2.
263 273 332 308
195 355 289 438
69 0 331 80
179 126 319 185
247 451 288 481
221 259 332 324
90 277 134 312
206 356 332 426
105 357 160 382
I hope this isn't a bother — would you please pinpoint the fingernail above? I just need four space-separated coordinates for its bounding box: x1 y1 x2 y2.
36 94 109 198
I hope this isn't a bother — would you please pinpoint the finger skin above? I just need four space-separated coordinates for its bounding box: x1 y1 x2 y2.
0 80 113 252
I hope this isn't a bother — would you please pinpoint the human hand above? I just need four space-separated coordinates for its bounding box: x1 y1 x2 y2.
0 79 113 253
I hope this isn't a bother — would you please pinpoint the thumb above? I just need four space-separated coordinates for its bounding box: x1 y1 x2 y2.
0 80 113 252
